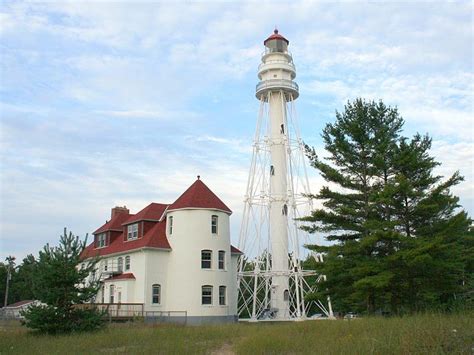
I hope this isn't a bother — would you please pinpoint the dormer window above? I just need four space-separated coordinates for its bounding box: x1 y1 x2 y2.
127 223 138 240
97 233 107 248
211 215 218 234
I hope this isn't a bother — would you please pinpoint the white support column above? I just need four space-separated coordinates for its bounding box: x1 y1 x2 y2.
268 91 289 318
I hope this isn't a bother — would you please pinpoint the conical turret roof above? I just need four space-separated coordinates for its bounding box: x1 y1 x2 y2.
168 177 232 214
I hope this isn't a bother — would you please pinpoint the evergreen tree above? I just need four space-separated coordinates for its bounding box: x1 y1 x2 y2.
21 228 104 334
302 98 471 314
10 255 38 302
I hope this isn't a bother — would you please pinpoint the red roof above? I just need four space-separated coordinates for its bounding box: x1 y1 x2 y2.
231 245 243 254
82 220 171 259
168 178 232 214
82 178 234 259
123 203 168 225
104 273 136 281
264 29 289 45
94 211 131 234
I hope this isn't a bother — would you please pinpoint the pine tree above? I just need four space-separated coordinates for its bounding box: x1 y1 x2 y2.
10 255 38 302
21 228 104 333
303 98 471 314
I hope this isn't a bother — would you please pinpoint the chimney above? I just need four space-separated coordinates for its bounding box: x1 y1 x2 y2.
111 206 129 218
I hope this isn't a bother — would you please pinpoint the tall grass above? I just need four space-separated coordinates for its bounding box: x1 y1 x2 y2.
0 312 472 354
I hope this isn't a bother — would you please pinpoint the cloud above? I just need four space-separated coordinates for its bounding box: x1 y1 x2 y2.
1 1 472 261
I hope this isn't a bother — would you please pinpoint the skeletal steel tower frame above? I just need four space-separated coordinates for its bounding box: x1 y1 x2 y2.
237 30 334 321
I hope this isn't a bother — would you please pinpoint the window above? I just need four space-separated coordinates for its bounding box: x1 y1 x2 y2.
211 215 218 234
218 251 225 270
270 165 275 175
168 216 173 235
219 286 226 305
127 223 138 240
97 233 107 248
283 289 289 301
104 260 108 272
109 285 115 303
125 256 130 271
282 204 288 216
117 257 123 272
201 250 212 269
152 284 161 304
202 285 213 305
280 124 285 134
101 285 105 303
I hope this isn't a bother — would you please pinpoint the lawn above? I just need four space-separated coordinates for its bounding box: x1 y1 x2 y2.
0 313 472 354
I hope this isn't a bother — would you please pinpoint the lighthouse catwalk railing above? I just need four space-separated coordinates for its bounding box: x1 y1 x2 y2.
237 30 334 321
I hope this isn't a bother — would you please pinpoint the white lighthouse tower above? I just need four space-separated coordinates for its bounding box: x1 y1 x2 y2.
238 30 333 321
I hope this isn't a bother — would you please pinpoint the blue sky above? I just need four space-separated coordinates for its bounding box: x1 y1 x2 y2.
1 1 472 261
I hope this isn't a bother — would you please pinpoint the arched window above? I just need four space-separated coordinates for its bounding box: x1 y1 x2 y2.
218 250 225 270
282 204 288 216
125 256 131 271
219 286 226 305
201 250 212 269
152 284 161 304
280 124 285 134
109 284 115 303
202 285 213 305
101 285 105 303
283 289 289 302
211 215 218 234
117 257 123 272
270 165 275 175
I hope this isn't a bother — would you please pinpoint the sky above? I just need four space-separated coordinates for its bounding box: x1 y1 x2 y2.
0 0 472 262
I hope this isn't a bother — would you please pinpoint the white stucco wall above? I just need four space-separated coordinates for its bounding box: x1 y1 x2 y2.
164 208 237 317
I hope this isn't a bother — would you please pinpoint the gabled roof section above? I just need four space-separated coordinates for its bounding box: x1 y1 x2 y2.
81 220 171 259
168 178 232 214
94 212 132 235
123 203 169 225
231 245 243 254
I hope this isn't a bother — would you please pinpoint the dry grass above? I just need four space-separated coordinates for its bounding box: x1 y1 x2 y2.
0 313 472 354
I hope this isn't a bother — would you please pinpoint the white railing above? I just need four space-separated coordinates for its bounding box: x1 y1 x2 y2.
256 79 299 95
258 60 295 72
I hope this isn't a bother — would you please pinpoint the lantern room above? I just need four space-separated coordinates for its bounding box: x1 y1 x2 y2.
263 29 289 53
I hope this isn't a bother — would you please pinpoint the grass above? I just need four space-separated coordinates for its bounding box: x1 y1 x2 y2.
0 313 472 354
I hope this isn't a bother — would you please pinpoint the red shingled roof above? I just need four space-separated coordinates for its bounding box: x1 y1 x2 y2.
231 245 243 254
82 221 171 259
82 179 236 259
123 203 168 225
264 29 289 45
104 273 136 281
168 178 232 214
94 211 131 234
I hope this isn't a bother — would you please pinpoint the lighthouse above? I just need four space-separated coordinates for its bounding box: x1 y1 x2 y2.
238 30 333 321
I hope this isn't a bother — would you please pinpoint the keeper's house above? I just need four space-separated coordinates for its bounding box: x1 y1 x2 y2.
81 177 242 324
